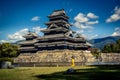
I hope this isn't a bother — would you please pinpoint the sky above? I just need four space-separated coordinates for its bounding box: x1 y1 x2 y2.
0 0 120 43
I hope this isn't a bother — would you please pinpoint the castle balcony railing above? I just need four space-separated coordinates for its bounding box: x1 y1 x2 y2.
37 34 86 42
36 41 87 48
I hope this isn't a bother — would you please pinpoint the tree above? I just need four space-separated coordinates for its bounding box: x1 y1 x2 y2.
0 43 19 61
91 48 100 59
102 39 120 53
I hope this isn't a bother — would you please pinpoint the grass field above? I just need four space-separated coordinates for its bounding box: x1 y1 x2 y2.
0 65 120 80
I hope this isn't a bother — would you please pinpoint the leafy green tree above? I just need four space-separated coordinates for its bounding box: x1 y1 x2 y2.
102 39 120 53
117 39 120 44
112 44 117 53
91 48 100 59
0 43 19 58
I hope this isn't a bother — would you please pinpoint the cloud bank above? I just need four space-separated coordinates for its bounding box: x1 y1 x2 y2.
73 12 99 29
106 6 120 23
112 27 120 36
31 16 40 21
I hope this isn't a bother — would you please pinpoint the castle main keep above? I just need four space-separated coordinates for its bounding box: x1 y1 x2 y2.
14 9 95 66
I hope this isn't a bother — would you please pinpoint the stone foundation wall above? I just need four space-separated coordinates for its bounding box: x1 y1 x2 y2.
100 53 120 62
14 50 96 66
14 50 120 66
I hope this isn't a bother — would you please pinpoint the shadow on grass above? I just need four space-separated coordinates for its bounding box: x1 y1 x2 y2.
34 65 120 80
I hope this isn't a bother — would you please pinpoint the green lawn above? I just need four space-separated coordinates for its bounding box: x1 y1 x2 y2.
0 65 120 80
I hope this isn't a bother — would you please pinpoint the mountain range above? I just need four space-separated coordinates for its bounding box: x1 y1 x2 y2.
88 36 120 50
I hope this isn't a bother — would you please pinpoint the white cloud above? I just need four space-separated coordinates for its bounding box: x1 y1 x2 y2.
106 6 120 23
31 16 40 21
32 26 46 34
81 34 99 40
76 29 84 34
0 26 47 43
0 28 29 43
87 13 98 19
73 12 99 29
112 27 120 36
32 26 41 34
91 34 98 39
106 14 120 22
115 27 120 31
7 28 29 42
74 13 89 23
0 40 18 43
86 20 99 25
0 40 9 43
74 22 92 29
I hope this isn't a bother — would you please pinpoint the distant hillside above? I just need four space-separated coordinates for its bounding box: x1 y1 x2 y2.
89 36 120 50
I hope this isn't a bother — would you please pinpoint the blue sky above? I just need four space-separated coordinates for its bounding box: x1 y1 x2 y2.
0 0 120 43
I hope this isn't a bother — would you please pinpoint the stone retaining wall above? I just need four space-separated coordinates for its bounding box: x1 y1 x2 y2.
100 53 120 62
14 50 96 66
14 51 120 66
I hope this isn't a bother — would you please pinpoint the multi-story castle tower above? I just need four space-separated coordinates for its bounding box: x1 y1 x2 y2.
15 9 94 66
37 9 89 51
19 9 90 53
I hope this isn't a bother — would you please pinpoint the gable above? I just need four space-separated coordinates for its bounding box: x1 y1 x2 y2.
48 23 58 29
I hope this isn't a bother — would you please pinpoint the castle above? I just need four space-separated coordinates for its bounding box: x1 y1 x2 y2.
14 9 95 66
